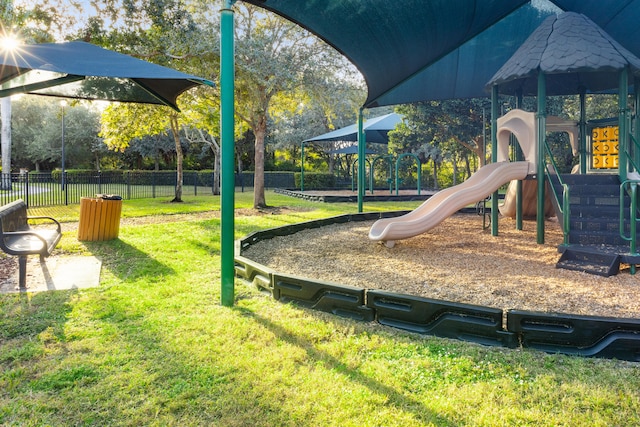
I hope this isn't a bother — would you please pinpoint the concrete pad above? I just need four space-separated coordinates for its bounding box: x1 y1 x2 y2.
0 255 102 293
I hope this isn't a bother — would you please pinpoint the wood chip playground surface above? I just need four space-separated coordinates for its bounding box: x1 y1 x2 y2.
243 213 640 320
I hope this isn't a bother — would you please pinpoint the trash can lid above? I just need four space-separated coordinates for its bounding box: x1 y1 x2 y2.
96 194 122 200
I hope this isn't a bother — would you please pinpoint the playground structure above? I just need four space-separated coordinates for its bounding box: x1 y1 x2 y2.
369 109 578 246
368 12 640 277
231 9 640 360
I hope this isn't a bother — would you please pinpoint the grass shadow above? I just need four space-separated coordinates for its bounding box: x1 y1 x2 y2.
232 304 454 426
82 239 175 281
0 291 75 360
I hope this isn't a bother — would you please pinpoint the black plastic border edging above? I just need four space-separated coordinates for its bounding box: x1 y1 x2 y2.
367 289 516 348
235 212 640 361
274 272 374 322
507 310 640 359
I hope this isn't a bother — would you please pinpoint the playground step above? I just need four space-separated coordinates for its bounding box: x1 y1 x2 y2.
568 205 624 218
567 229 631 246
570 217 621 232
556 183 621 197
570 217 640 236
559 173 620 186
556 246 620 277
569 196 630 210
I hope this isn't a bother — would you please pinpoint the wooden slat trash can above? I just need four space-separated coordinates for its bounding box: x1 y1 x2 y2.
78 194 123 241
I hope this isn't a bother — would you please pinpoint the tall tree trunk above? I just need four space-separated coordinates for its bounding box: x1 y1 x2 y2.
1 97 11 190
170 115 183 203
432 158 439 190
328 154 335 174
464 153 471 178
452 156 458 186
253 115 267 208
213 150 220 195
236 151 243 190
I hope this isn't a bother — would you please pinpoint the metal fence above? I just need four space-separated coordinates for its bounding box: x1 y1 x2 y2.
0 171 218 208
0 170 299 208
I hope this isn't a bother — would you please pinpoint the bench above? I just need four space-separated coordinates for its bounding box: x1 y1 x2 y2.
0 199 62 289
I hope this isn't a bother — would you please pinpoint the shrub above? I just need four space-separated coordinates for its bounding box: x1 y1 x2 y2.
294 172 335 189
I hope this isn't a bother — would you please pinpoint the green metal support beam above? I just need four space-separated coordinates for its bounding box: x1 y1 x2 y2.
357 108 365 212
635 78 640 172
220 1 236 307
579 88 587 174
619 68 629 182
537 72 546 244
300 142 305 192
491 86 499 236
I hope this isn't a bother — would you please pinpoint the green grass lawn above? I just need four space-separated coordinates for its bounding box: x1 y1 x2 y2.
1 191 639 426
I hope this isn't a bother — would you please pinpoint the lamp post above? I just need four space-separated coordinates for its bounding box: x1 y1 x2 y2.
60 100 66 191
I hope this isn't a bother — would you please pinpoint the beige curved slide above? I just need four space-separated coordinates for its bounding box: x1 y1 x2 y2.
368 161 530 246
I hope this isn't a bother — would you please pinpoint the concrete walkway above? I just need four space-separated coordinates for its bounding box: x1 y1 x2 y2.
0 255 102 293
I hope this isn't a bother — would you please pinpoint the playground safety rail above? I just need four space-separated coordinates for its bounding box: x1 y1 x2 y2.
235 211 640 361
619 180 640 275
543 140 571 245
619 133 640 273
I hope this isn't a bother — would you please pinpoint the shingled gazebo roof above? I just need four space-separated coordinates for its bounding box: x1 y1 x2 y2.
486 12 640 96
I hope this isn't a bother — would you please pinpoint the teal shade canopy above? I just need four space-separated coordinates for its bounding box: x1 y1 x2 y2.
0 41 213 110
304 113 403 144
242 0 640 106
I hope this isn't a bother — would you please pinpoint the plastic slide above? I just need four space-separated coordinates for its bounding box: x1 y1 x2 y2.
368 161 530 246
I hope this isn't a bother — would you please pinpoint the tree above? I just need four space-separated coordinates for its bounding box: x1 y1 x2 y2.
1 97 10 188
269 74 365 176
0 0 63 186
180 89 221 194
389 99 490 188
57 103 104 169
100 103 188 201
11 97 59 171
12 97 105 171
76 0 219 200
389 102 442 188
1 3 17 189
233 3 354 208
123 133 176 170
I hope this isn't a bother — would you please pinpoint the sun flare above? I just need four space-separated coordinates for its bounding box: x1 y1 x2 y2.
0 33 20 52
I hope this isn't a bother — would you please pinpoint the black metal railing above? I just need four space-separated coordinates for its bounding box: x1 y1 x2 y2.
621 134 640 266
544 140 570 245
0 171 219 208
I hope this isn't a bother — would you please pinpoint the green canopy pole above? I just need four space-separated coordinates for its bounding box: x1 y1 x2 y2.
619 67 629 183
220 0 236 307
491 85 499 236
635 78 640 172
300 142 305 191
357 108 365 212
579 87 587 174
537 72 547 244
